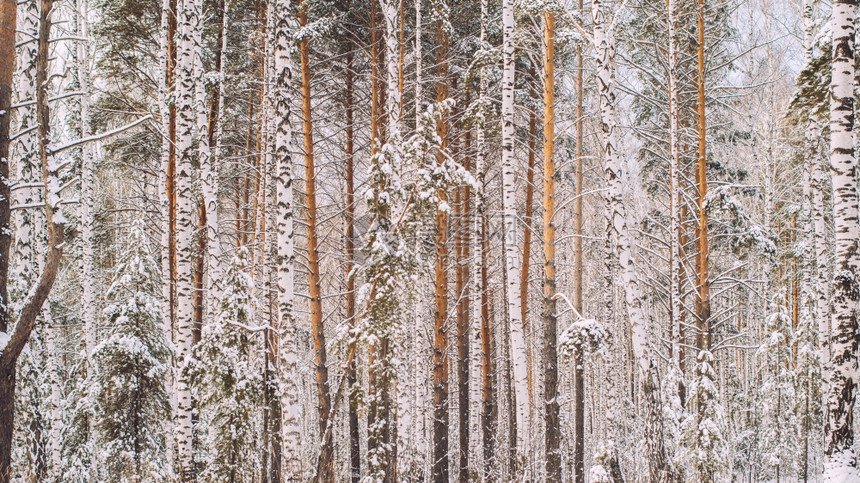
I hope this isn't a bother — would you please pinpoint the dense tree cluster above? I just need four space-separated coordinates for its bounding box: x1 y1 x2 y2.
0 0 857 481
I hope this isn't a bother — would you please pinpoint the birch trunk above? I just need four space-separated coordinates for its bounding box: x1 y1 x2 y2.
501 0 530 463
469 2 488 474
272 0 302 478
823 1 860 479
173 0 202 477
592 1 669 481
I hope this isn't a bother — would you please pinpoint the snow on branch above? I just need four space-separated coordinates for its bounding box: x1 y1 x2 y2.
49 114 153 155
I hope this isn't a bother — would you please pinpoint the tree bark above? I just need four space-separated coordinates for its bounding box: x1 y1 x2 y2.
572 1 585 478
343 37 361 483
823 0 860 479
542 12 561 483
0 1 65 478
501 0 531 465
272 0 302 478
296 2 334 480
593 1 669 481
432 3 450 481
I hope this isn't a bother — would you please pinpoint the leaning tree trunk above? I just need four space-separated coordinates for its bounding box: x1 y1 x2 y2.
823 0 860 479
0 1 66 478
592 1 670 482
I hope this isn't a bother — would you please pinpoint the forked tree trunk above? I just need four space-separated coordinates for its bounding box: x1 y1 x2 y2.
823 1 860 479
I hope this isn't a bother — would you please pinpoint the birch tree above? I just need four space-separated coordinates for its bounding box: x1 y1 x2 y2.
592 1 670 481
501 0 531 464
272 0 302 478
823 0 860 479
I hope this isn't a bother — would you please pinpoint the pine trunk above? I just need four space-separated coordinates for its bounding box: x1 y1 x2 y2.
542 12 561 483
297 2 334 479
432 4 450 481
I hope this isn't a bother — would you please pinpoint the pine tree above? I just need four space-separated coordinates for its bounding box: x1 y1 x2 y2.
756 293 798 480
187 248 263 482
91 221 170 482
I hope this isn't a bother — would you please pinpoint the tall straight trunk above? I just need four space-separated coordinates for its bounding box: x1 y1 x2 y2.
824 0 860 479
343 40 361 483
0 0 66 478
694 0 711 352
75 10 99 477
804 0 830 399
158 0 177 467
455 94 473 483
77 0 96 378
666 0 684 413
572 1 585 479
501 0 530 465
0 0 14 347
174 0 204 477
273 0 302 477
542 12 561 483
297 2 334 480
193 0 212 342
414 0 421 120
202 0 226 310
473 0 493 476
592 1 669 482
521 66 536 409
432 3 450 481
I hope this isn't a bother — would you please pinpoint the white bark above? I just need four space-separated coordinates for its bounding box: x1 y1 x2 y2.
12 0 40 298
593 0 668 480
501 0 530 460
823 0 860 478
272 0 302 478
468 0 487 472
414 0 421 119
173 0 201 477
199 0 221 312
76 0 99 475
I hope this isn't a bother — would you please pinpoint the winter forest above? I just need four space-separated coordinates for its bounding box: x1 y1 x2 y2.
1 0 860 480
